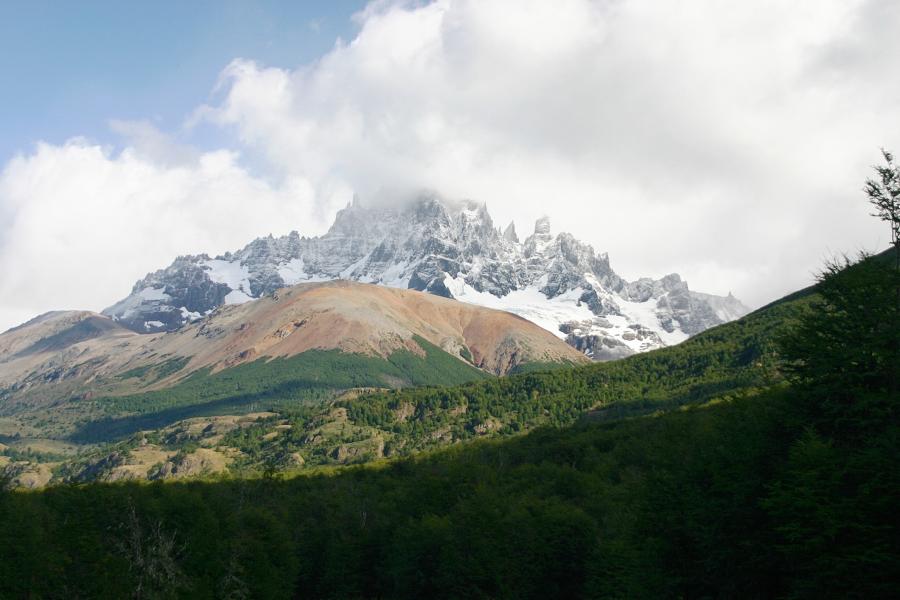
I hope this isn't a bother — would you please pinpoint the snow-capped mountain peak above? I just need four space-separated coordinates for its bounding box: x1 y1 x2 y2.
103 194 749 360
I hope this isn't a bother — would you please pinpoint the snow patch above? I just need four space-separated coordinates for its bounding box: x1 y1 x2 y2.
103 286 171 320
277 258 308 285
444 275 595 339
379 261 411 289
278 258 332 284
616 297 689 347
179 307 204 322
446 273 688 352
224 289 254 305
202 259 249 290
202 258 258 302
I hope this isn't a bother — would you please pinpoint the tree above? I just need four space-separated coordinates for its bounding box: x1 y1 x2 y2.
865 149 900 270
779 151 900 435
865 149 900 398
116 502 186 600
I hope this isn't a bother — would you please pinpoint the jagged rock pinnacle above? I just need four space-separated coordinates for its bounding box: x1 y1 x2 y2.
503 221 519 243
534 216 551 236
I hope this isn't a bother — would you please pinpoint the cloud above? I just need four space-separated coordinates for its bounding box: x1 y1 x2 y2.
0 140 339 331
307 17 325 33
108 119 200 167
199 0 899 304
2 0 899 330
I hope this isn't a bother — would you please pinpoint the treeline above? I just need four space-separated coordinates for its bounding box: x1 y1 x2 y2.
60 294 799 474
343 279 801 433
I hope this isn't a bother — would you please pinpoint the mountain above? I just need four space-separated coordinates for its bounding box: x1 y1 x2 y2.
0 280 585 442
103 195 749 360
154 279 587 375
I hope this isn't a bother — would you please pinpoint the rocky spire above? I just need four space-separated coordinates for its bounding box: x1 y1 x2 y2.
502 221 519 243
522 216 554 259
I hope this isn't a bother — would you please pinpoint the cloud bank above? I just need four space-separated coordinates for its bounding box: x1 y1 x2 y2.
2 0 899 331
0 140 324 330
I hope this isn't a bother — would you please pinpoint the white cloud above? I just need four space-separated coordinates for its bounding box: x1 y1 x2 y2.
0 140 340 332
108 119 200 167
2 0 899 331
199 0 898 304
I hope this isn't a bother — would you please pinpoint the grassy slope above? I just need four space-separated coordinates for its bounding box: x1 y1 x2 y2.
67 336 491 443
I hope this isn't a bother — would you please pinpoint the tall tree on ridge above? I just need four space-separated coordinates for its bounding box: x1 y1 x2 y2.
865 149 900 271
780 150 900 433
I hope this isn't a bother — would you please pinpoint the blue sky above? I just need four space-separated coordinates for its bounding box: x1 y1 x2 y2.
0 1 366 163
